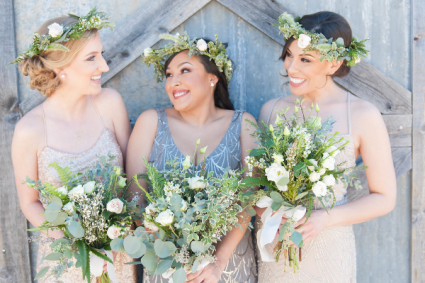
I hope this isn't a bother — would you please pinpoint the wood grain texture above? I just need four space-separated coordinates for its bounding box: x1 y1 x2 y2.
0 0 32 282
101 0 211 83
383 114 412 147
411 0 425 280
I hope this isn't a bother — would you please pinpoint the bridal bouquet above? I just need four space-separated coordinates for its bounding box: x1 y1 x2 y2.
113 144 254 283
27 156 138 283
245 99 363 269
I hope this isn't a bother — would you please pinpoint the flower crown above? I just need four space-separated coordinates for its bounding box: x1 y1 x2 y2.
276 13 369 66
141 32 233 83
11 7 114 64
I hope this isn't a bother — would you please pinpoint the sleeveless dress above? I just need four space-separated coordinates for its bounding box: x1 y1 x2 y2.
143 108 257 283
255 93 357 283
36 96 137 283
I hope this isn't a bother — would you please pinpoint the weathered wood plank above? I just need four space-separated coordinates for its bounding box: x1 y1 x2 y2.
101 0 212 84
216 0 411 115
347 147 412 202
19 93 45 117
0 0 32 282
411 0 425 280
383 114 412 147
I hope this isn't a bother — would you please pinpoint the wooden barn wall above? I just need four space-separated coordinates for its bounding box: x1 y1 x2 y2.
11 0 412 282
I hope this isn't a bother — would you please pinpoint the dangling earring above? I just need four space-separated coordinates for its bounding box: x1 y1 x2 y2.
210 82 214 87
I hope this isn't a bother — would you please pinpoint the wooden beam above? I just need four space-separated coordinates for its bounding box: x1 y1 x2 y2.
348 147 412 202
383 114 412 147
0 0 32 282
101 0 212 84
411 0 425 280
216 0 411 115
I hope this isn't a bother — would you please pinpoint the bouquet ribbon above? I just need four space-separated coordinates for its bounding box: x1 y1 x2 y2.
256 196 306 262
90 249 117 282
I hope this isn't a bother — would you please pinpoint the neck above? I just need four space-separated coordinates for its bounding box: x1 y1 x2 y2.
298 78 345 104
47 88 88 121
176 98 220 126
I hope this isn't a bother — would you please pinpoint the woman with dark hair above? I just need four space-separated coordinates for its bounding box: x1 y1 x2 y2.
255 11 396 282
126 33 257 283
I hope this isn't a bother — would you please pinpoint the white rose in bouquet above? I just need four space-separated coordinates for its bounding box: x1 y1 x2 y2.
68 185 84 198
63 202 75 214
145 203 157 215
319 168 326 175
107 198 124 214
322 152 336 170
56 186 68 196
155 209 174 226
298 34 311 48
107 225 121 239
188 176 206 189
197 39 208 51
47 23 63 37
322 175 336 187
309 171 321 182
265 163 289 191
83 181 96 194
312 181 328 197
144 220 159 232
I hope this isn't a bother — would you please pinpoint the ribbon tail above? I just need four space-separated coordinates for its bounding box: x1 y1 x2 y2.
257 206 286 262
105 250 118 283
89 251 104 277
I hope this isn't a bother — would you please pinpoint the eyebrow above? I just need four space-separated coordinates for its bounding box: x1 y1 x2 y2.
84 51 99 57
166 61 193 69
287 49 315 58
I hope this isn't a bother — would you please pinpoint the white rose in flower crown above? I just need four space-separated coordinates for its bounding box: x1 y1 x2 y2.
188 176 206 190
83 181 96 194
309 171 321 182
145 203 157 215
68 185 84 198
144 47 153 57
144 220 159 232
181 200 188 212
326 146 341 157
265 163 290 191
48 23 63 37
322 175 336 187
56 186 68 196
322 152 336 170
107 225 121 239
312 181 328 197
197 39 208 51
319 168 326 175
107 198 124 214
272 153 284 164
298 34 311 49
156 209 174 226
63 202 75 214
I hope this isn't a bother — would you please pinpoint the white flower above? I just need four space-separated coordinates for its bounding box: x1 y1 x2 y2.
83 181 96 194
144 47 153 57
322 175 336 187
144 220 159 232
322 153 336 170
180 200 188 212
107 225 121 239
68 185 84 198
355 57 361 64
272 153 284 164
312 181 328 197
188 176 206 190
309 171 321 182
182 156 191 170
298 34 311 49
145 203 157 215
107 198 124 214
56 186 68 196
63 202 75 214
197 39 208 51
265 163 290 191
155 209 174 226
326 146 341 157
318 168 326 175
307 159 318 171
175 32 180 37
48 23 63 37
162 268 175 279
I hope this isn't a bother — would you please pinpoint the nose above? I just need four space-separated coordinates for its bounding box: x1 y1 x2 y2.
99 54 110 73
286 58 299 75
170 74 181 87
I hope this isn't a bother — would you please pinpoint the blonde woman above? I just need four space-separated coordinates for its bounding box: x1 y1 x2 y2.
11 10 135 282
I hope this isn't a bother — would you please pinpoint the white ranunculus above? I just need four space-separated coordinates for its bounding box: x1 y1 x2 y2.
298 34 311 49
143 47 153 57
312 181 328 197
68 185 84 198
180 200 188 212
162 268 175 279
56 186 68 195
48 23 63 37
319 168 326 175
265 163 290 192
155 209 174 226
107 198 124 214
309 171 321 182
272 153 284 164
145 203 157 215
63 202 75 214
188 176 206 190
83 181 96 194
322 175 336 187
107 225 121 239
307 159 318 171
197 39 208 51
144 220 159 232
322 152 336 170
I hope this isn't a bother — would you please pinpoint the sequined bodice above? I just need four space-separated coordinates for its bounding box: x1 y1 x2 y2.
149 108 244 177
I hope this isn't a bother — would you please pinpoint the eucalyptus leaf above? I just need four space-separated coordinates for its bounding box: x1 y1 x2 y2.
154 239 170 258
50 238 69 249
44 252 63 261
173 267 187 283
290 231 303 246
141 251 158 272
247 206 257 217
191 241 210 253
270 191 283 203
127 242 146 258
295 191 309 200
34 266 49 280
155 259 173 274
51 212 68 225
64 249 73 259
50 196 63 206
249 148 266 157
278 222 290 241
277 177 289 187
124 236 141 255
45 202 61 222
192 259 200 273
68 221 84 238
159 229 166 241
110 237 125 252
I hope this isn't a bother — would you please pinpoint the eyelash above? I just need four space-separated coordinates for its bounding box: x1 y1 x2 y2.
165 68 190 78
87 51 105 61
286 53 310 63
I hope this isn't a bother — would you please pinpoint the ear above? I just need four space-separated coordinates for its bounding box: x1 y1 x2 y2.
53 68 63 76
328 59 344 75
208 74 219 85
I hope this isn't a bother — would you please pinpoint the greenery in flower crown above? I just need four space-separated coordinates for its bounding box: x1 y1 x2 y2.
275 12 369 66
141 32 233 83
11 7 114 64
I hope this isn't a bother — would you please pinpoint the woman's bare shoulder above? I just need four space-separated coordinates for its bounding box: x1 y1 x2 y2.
13 104 45 149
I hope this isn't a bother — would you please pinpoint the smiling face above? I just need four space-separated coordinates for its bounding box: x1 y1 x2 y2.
165 50 218 112
59 32 109 95
283 40 342 96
